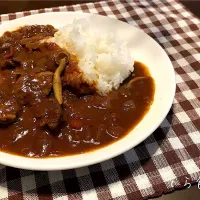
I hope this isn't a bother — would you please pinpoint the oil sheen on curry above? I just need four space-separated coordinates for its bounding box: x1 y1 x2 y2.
0 25 155 157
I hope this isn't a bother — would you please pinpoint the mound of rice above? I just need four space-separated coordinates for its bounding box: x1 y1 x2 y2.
54 18 134 95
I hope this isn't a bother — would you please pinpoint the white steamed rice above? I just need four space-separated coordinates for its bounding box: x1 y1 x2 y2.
54 18 134 95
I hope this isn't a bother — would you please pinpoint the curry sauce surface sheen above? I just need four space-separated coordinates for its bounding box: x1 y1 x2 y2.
0 25 155 157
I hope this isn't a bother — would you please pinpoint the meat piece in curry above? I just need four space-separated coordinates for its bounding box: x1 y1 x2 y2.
13 71 53 105
0 25 155 157
0 97 20 125
0 71 20 124
32 97 61 130
62 54 96 95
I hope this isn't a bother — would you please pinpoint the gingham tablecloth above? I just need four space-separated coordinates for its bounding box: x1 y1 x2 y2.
0 0 200 199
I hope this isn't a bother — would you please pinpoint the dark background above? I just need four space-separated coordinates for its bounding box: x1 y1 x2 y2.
0 0 200 199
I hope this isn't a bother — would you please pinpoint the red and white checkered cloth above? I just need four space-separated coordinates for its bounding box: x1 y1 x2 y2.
0 0 200 199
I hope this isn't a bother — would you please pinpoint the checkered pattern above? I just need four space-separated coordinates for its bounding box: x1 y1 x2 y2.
0 0 200 199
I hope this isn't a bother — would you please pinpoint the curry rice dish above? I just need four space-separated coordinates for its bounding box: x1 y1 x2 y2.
0 24 155 158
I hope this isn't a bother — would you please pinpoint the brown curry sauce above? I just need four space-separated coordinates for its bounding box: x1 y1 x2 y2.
0 25 155 157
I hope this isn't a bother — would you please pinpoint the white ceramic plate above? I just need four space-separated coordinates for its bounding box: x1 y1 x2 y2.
0 12 175 170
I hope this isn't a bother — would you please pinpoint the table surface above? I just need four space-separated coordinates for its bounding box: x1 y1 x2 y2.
0 0 200 199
